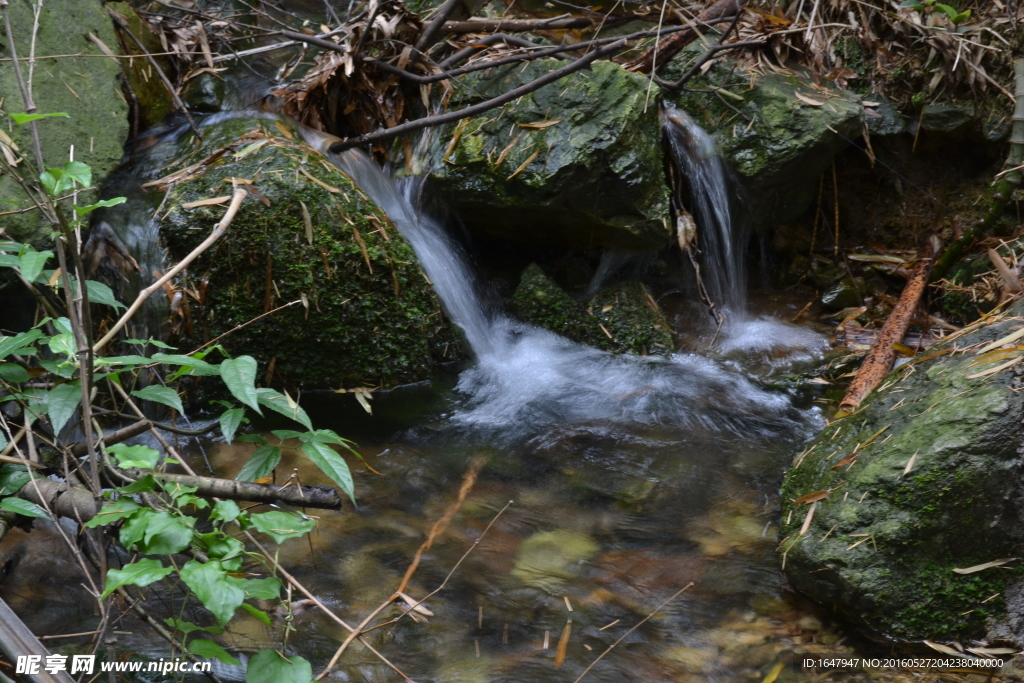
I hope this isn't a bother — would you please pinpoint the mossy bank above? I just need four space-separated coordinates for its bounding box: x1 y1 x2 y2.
780 301 1024 642
156 115 457 390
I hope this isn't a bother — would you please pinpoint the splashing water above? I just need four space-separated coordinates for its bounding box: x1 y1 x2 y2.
327 147 815 441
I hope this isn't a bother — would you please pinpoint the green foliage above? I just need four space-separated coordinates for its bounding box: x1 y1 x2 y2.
248 511 315 544
246 650 313 683
10 112 69 125
101 558 174 599
131 385 184 414
0 497 48 518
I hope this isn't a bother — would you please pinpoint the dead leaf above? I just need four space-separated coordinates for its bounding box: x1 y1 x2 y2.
274 121 294 139
182 196 232 209
976 326 1024 354
952 558 1017 574
795 490 830 505
799 501 817 535
923 640 973 658
300 200 313 245
965 356 1021 379
795 92 825 106
554 619 571 668
518 119 562 129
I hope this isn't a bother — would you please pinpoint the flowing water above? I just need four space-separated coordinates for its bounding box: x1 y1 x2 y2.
0 112 876 682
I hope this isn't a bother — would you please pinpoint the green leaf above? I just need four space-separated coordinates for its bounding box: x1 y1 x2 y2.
239 576 282 600
116 474 158 494
210 500 240 524
189 639 241 666
124 338 175 349
119 510 150 548
236 446 281 482
180 560 245 626
108 443 161 469
151 353 220 377
131 385 184 414
72 196 127 216
81 280 125 309
221 357 261 414
163 618 223 636
0 497 48 518
18 248 52 284
10 112 69 125
194 532 244 561
301 441 354 504
307 429 353 446
95 355 151 367
47 380 81 435
255 388 311 430
220 408 246 444
0 330 43 361
101 558 174 599
240 603 272 626
245 650 313 683
62 161 92 189
249 511 314 544
139 510 193 555
39 169 60 196
84 496 141 527
0 465 30 497
236 434 267 445
48 332 76 357
271 429 304 442
0 363 30 382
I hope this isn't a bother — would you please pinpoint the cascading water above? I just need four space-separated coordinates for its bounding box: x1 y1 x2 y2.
326 145 813 440
663 105 747 316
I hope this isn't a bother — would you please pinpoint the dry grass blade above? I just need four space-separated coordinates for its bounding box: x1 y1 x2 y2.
952 558 1017 574
964 355 1021 379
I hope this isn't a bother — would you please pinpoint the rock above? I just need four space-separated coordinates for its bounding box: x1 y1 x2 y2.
510 529 599 592
820 277 866 311
780 301 1024 641
670 62 863 230
863 96 906 137
913 103 977 134
415 60 672 251
0 0 128 246
152 115 456 390
508 263 675 355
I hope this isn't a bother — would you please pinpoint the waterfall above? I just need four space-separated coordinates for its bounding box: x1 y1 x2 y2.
325 147 810 439
662 106 747 316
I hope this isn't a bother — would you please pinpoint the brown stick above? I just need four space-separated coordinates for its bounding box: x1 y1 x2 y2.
121 470 343 510
839 235 941 412
440 16 596 32
623 0 746 74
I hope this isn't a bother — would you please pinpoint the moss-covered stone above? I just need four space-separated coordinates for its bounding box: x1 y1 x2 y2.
0 0 128 245
779 301 1024 641
509 263 674 355
669 61 863 230
159 116 457 390
414 60 672 251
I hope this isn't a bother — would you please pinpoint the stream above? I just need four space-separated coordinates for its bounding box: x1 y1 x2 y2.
2 106 874 683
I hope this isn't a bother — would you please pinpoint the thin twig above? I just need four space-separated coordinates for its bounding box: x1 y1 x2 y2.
94 187 247 352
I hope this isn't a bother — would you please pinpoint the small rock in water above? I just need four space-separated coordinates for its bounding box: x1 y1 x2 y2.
510 529 599 591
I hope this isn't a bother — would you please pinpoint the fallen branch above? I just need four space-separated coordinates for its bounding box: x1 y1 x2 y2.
122 470 343 510
327 37 627 153
0 597 75 683
839 235 941 413
623 0 746 74
94 187 247 352
440 16 597 33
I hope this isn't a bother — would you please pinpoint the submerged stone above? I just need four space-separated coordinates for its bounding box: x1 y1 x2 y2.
414 60 672 251
0 0 128 247
156 116 456 390
508 263 675 355
780 300 1024 641
510 529 599 591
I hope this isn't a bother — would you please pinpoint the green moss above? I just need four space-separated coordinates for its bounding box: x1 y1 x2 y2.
160 118 457 390
509 264 674 355
780 303 1024 640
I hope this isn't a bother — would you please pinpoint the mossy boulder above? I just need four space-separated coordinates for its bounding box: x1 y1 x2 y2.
158 116 456 390
0 0 128 245
509 263 674 355
415 60 672 251
670 61 863 230
780 302 1024 642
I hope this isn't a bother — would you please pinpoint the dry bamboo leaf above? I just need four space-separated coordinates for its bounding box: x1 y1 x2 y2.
274 122 294 139
902 450 917 476
518 119 562 129
300 200 314 245
182 196 232 208
554 620 571 668
976 326 1024 354
967 647 1017 656
298 167 344 194
795 92 825 106
395 590 433 617
964 355 1021 379
799 501 816 535
807 377 830 384
794 490 830 505
892 342 917 357
952 558 1017 574
848 253 906 264
507 149 541 181
761 662 785 683
493 132 522 170
923 640 972 657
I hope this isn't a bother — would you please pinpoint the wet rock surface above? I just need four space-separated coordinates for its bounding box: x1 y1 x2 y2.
780 300 1024 642
415 60 672 251
509 263 675 355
